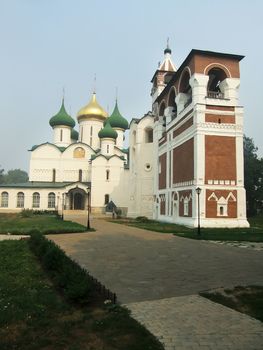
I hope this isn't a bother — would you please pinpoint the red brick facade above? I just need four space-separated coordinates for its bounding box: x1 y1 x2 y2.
173 138 194 184
205 136 236 183
159 153 167 189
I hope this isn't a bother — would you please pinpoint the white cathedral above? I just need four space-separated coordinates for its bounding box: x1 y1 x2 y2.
0 45 249 227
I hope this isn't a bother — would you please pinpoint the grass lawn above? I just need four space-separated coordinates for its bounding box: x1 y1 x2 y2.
0 213 86 235
0 240 164 350
200 286 263 322
110 216 263 242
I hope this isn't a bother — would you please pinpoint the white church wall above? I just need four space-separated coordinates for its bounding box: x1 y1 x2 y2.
90 156 128 213
128 115 154 218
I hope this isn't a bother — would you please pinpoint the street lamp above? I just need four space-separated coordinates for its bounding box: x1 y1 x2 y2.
87 190 90 230
195 187 201 236
61 193 64 220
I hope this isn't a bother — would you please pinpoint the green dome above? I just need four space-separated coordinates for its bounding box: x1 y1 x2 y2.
107 101 128 130
71 129 79 141
49 99 75 128
98 119 118 139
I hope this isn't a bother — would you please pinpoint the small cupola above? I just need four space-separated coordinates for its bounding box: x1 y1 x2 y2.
49 99 75 128
98 119 118 140
107 100 129 130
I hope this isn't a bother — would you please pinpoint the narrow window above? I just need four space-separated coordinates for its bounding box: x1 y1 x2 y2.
104 194 109 205
107 145 109 154
52 169 56 182
48 192 55 208
60 129 63 142
220 206 224 215
106 170 110 181
184 198 189 216
80 126 83 142
90 126 93 136
79 169 82 182
1 192 8 207
145 128 153 143
17 192 24 208
32 192 40 208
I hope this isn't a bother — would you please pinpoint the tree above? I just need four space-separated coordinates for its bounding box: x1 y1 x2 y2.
0 167 4 184
244 136 263 216
2 169 28 184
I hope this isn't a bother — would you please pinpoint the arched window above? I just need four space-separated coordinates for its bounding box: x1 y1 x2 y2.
79 169 82 182
1 192 8 207
207 67 227 98
104 194 109 205
179 69 192 108
159 102 166 117
145 128 153 143
73 147 85 158
32 192 40 208
106 170 110 181
17 192 24 208
168 88 177 119
48 192 55 208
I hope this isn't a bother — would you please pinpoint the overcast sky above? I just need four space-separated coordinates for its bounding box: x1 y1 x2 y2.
0 0 262 172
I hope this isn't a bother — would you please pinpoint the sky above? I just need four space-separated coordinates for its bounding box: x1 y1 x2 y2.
0 0 262 171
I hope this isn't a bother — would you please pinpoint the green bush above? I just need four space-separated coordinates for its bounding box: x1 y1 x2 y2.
135 216 149 223
29 231 91 303
20 209 34 218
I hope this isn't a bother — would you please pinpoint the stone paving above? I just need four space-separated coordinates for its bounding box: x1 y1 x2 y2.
125 295 263 350
48 216 263 350
0 234 28 240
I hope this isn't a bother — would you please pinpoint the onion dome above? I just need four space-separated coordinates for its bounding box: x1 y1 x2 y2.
77 92 107 121
49 99 75 128
164 46 171 55
71 129 79 141
98 119 118 139
107 101 129 130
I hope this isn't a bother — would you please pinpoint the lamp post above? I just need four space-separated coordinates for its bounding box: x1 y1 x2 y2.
195 187 201 236
61 193 64 220
87 190 90 230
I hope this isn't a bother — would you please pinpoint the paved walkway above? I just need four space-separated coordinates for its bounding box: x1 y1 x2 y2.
48 217 263 349
0 234 28 240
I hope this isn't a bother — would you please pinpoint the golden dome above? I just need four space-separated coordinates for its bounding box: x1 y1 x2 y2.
77 93 107 121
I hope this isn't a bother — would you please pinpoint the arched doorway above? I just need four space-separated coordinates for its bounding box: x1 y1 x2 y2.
74 192 84 210
68 188 87 210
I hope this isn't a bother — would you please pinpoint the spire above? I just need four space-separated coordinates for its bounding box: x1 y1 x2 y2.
159 38 176 72
115 86 118 102
93 74 96 94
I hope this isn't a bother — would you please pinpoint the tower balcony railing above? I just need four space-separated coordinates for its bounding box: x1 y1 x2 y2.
207 91 224 99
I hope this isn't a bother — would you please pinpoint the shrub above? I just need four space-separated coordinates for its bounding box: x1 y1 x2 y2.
135 216 149 223
29 231 91 303
20 209 34 218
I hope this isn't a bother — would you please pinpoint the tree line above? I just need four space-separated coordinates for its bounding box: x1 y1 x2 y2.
0 168 28 184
